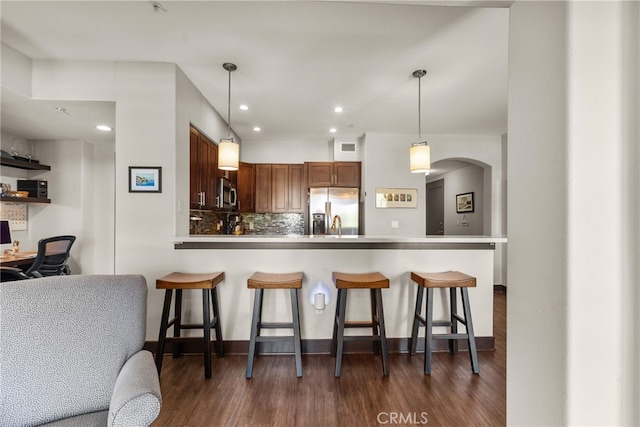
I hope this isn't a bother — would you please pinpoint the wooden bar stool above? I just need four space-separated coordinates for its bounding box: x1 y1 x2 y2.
410 271 479 375
155 271 225 379
331 272 389 377
246 272 303 378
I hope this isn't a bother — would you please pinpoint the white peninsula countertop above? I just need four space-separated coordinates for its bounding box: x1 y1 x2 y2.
171 234 507 250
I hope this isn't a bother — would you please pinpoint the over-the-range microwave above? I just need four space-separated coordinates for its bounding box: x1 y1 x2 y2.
216 177 237 210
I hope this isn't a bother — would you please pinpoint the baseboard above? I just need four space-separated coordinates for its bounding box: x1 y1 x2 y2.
493 284 507 293
144 336 494 356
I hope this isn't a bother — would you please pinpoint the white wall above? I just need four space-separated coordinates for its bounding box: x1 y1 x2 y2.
507 1 639 425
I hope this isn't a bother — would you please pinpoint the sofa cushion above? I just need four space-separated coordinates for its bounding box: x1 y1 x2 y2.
0 275 147 426
41 411 109 427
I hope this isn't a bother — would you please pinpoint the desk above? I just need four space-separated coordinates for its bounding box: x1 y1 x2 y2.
0 251 37 267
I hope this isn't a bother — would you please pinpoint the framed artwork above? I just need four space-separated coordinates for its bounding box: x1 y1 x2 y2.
375 188 418 208
129 166 162 193
456 192 474 213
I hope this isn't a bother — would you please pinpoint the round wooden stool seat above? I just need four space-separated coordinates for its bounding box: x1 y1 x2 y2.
331 271 390 377
246 271 304 378
410 270 479 375
157 271 225 289
247 272 303 289
155 271 225 379
332 272 389 289
410 271 476 289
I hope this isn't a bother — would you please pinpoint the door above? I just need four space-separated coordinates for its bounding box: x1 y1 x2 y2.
426 179 444 235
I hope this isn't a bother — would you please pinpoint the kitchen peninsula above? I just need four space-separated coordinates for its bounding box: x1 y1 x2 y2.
169 234 506 351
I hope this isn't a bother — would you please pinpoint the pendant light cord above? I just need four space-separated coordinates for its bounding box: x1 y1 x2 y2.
227 67 232 139
418 75 422 142
222 62 237 140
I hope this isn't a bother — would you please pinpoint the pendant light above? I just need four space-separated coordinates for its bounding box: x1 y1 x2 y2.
409 69 430 174
218 62 239 171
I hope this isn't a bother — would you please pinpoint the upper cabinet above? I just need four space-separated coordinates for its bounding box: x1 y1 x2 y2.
271 164 304 214
254 163 304 214
306 161 361 187
237 162 255 213
189 126 217 210
254 164 272 213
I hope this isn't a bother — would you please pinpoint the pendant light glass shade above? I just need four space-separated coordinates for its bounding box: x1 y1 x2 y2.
410 142 430 173
218 62 239 171
218 138 239 171
409 69 431 174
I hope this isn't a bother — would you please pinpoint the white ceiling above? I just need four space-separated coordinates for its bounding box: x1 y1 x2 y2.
0 1 509 149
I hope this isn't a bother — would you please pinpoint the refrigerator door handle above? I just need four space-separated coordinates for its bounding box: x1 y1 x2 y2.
325 201 332 231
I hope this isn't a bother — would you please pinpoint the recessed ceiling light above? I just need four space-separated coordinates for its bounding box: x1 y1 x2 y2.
253 127 261 132
240 105 249 111
329 128 337 133
96 125 113 131
334 106 343 113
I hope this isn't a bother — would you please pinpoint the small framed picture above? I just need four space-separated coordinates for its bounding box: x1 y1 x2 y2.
456 192 474 213
129 166 162 193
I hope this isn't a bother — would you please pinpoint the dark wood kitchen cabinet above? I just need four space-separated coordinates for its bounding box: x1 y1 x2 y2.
306 161 360 187
255 164 272 213
271 164 304 213
190 126 217 209
254 163 304 214
237 162 255 213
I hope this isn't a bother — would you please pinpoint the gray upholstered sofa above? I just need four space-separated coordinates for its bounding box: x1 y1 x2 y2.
0 275 162 426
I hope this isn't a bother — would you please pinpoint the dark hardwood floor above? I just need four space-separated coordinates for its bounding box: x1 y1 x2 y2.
152 291 506 426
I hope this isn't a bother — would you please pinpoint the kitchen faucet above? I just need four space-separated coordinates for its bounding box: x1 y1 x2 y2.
330 214 342 236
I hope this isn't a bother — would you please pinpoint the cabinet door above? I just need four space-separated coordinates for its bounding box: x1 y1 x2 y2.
307 162 333 187
255 164 272 213
334 162 361 187
206 141 218 209
189 129 201 208
271 164 289 213
237 162 255 213
288 164 304 213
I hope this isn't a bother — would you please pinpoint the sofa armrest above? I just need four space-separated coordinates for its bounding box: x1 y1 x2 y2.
108 350 162 427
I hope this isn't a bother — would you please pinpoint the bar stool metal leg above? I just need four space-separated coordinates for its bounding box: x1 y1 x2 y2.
155 289 173 374
211 287 224 357
290 289 303 378
370 289 380 354
202 289 212 379
375 288 389 376
246 288 264 379
334 289 348 377
461 288 480 374
410 286 424 355
173 289 183 359
330 289 342 357
449 287 459 354
424 288 435 375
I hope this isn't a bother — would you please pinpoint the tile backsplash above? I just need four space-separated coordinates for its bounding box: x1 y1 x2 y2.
190 210 304 236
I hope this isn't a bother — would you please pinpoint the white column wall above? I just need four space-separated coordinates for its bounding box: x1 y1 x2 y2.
566 2 638 425
508 1 639 425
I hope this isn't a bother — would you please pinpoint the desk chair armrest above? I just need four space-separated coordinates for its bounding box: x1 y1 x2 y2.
108 350 162 427
0 266 30 281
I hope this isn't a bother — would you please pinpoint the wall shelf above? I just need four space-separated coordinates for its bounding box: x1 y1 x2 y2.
0 196 51 204
1 158 51 171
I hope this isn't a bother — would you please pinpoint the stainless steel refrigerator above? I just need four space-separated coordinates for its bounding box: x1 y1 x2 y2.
308 187 359 235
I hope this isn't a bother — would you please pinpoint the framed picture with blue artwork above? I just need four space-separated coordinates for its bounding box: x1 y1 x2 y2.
129 166 162 193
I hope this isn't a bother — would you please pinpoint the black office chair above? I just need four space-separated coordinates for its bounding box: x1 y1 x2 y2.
1 235 76 281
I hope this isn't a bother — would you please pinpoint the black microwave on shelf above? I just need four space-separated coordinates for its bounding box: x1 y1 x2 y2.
216 177 237 210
